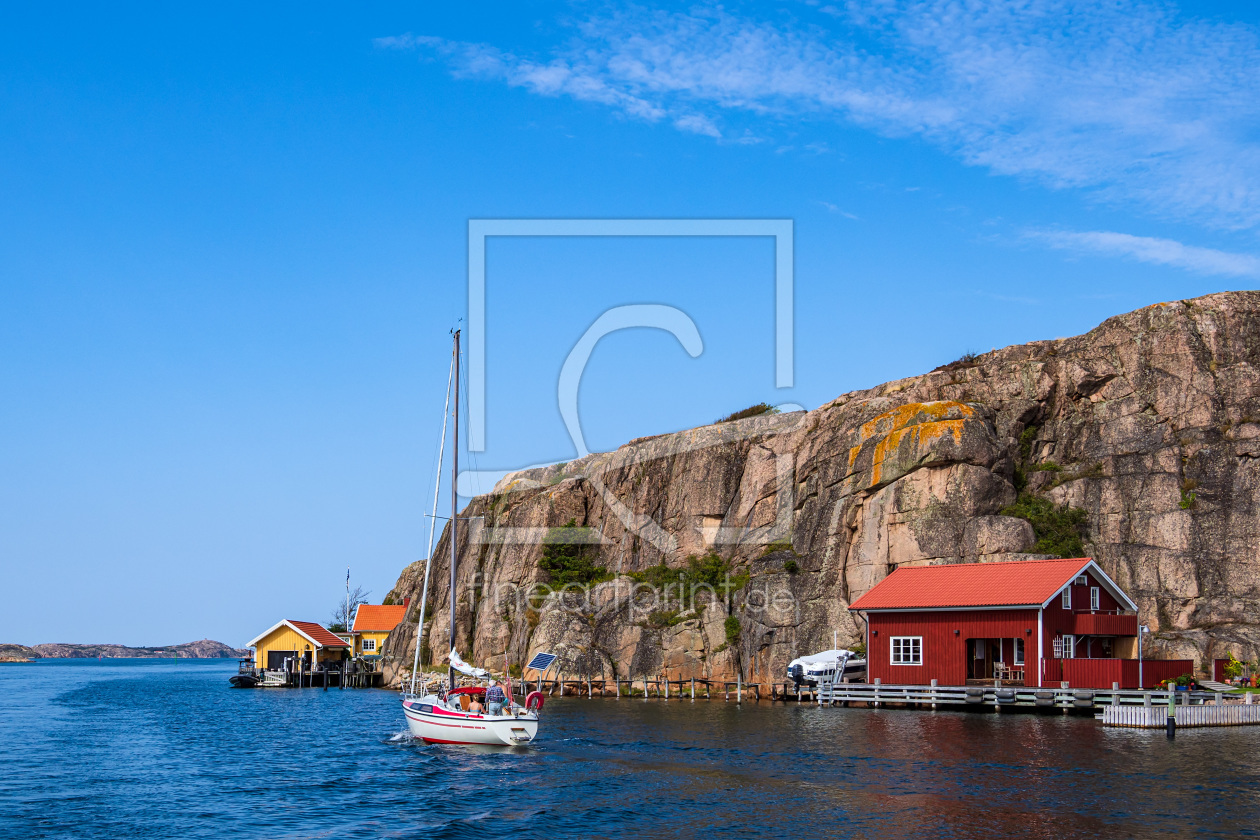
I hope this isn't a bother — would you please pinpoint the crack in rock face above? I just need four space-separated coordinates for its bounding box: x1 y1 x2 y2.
382 292 1260 686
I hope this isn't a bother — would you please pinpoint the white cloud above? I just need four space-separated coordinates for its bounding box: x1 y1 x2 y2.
1029 229 1260 278
389 2 1260 230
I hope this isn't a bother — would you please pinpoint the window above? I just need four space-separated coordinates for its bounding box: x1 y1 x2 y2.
1062 634 1075 659
974 639 985 659
1062 587 1072 609
1014 638 1025 665
1076 575 1088 586
891 636 922 665
362 638 376 652
1090 587 1100 611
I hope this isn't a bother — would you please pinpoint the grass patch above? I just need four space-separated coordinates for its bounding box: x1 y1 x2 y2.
760 540 795 556
715 402 779 424
1000 493 1089 558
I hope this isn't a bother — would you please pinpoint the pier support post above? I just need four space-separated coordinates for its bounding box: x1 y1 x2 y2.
691 677 695 700
930 679 938 709
873 678 881 708
737 673 742 705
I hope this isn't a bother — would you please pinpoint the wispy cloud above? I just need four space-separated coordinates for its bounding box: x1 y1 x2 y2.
385 2 1260 230
1028 229 1260 278
816 200 859 220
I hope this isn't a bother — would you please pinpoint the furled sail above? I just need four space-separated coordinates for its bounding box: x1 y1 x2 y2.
448 649 488 678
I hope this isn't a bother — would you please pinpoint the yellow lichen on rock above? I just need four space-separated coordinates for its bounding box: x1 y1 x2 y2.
847 402 976 486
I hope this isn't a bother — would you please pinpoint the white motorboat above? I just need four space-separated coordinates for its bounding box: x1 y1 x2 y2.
400 329 546 746
787 649 867 686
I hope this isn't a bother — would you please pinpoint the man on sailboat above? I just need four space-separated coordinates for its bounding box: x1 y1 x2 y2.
485 680 507 716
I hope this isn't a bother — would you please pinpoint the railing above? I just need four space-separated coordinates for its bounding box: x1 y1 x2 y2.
811 682 1220 710
1072 612 1138 636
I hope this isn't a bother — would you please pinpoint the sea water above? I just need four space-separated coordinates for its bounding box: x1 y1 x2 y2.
1 659 1256 839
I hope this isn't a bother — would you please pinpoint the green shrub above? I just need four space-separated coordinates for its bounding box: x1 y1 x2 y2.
1032 461 1062 472
383 595 396 605
629 553 741 591
1000 493 1089 558
647 609 683 629
850 641 866 657
724 616 741 644
761 540 794 556
1223 652 1243 679
539 519 610 586
783 559 799 574
1179 488 1198 510
716 403 779 424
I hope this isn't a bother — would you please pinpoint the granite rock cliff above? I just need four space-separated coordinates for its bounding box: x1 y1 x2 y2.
383 292 1260 686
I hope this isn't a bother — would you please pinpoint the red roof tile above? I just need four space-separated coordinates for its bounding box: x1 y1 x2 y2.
288 620 351 647
352 604 409 633
848 558 1093 611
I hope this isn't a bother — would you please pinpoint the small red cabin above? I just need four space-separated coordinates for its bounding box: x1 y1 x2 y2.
849 558 1191 689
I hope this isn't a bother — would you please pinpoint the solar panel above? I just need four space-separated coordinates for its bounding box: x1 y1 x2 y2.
526 652 557 672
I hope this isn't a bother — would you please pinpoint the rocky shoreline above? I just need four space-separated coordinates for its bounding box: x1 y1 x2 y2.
0 639 248 660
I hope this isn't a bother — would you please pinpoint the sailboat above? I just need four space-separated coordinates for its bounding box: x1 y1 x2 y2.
401 329 543 746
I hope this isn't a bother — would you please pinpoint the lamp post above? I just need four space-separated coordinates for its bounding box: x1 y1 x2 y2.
1138 624 1150 689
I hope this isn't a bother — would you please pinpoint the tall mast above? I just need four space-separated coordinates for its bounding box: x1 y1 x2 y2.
449 329 460 692
407 349 454 696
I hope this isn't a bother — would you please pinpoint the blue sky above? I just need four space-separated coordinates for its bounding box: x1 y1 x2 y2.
3 1 1259 646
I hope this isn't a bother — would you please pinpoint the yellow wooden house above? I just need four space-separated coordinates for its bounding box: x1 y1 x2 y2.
248 619 351 671
351 602 410 658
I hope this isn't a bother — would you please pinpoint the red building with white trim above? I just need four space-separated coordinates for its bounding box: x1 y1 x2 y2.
848 557 1191 689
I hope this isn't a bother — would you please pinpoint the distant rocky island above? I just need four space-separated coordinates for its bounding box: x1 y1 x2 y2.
0 639 248 662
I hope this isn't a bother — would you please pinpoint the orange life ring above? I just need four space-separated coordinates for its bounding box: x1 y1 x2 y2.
524 690 545 711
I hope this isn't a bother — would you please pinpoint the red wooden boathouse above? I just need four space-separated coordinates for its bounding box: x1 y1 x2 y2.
849 557 1191 689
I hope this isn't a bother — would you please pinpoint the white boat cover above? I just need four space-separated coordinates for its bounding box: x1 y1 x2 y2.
796 649 856 666
448 648 489 678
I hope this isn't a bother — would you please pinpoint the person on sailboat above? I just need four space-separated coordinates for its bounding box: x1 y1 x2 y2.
485 680 507 716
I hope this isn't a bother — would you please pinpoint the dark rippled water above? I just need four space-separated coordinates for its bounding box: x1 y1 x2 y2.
2 659 1258 839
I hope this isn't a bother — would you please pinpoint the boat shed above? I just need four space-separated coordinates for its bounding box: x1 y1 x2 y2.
848 558 1191 689
351 600 409 658
248 619 351 672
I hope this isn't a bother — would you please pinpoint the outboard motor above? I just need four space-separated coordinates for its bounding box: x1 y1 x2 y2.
789 663 806 686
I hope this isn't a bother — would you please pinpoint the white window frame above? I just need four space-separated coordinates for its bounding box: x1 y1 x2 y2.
1062 634 1075 659
1062 587 1072 609
1014 638 1025 666
1076 575 1088 586
362 638 376 652
1090 587 1100 611
890 636 922 665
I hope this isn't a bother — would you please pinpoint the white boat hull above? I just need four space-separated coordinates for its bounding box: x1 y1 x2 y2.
402 696 539 746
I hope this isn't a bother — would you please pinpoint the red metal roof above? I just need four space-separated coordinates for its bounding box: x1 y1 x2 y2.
288 620 351 647
848 558 1093 611
352 604 409 633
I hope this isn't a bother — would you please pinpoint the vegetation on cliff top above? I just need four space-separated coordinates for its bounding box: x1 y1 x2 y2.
715 402 779 424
